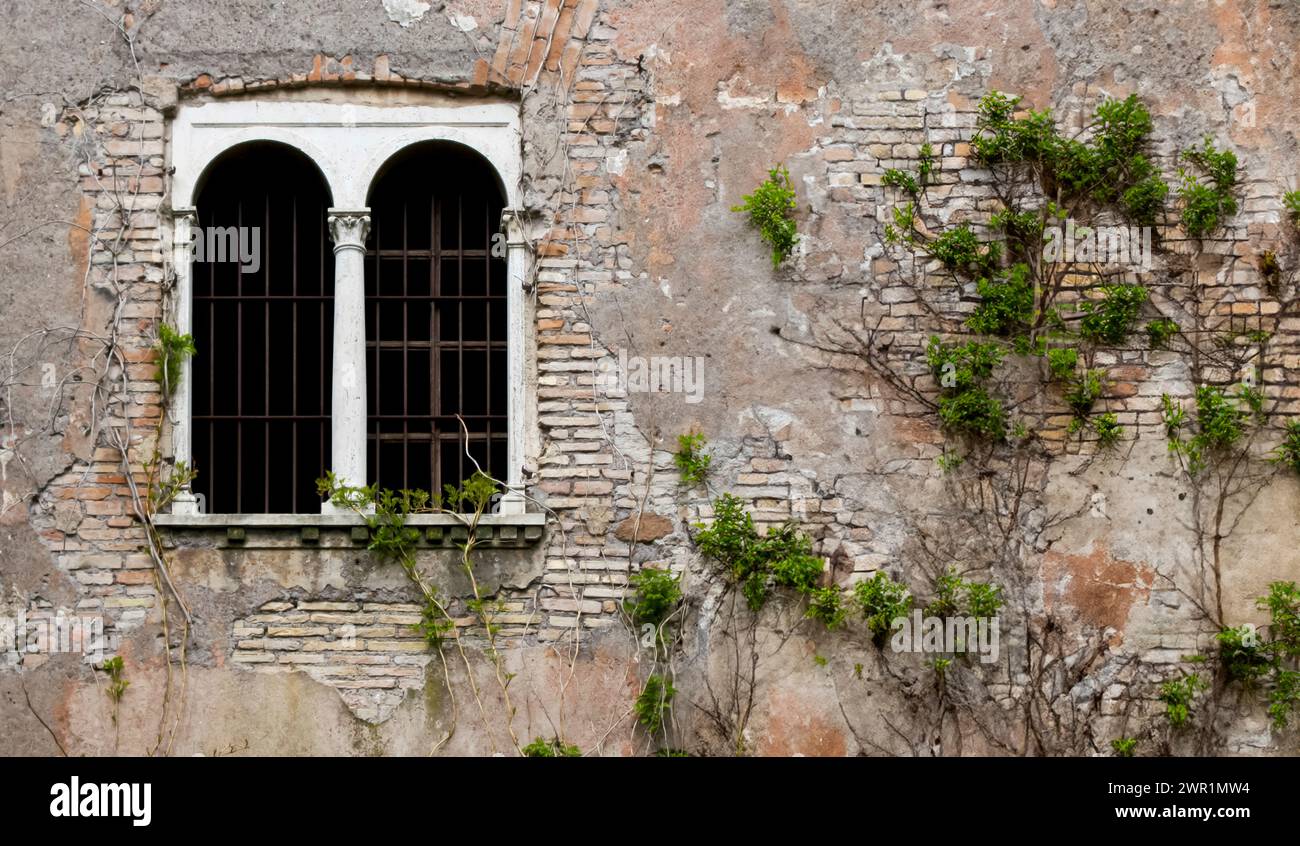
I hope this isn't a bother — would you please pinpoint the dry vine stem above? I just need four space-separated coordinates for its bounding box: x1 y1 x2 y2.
0 2 195 755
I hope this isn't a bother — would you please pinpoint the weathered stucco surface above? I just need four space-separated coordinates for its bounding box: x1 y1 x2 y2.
2 0 1299 756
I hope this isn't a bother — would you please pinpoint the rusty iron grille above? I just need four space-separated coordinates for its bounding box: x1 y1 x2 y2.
365 145 508 495
191 145 334 514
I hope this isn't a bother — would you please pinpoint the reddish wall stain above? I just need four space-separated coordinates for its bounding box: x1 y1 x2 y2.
757 687 848 757
1043 542 1153 633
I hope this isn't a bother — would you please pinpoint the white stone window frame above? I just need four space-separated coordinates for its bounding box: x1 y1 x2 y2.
162 97 533 520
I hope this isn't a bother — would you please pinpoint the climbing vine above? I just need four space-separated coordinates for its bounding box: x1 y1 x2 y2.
875 91 1168 452
776 83 1300 756
318 468 544 756
673 431 711 486
733 165 800 268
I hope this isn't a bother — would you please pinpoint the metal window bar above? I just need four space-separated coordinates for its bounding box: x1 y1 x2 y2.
365 159 507 496
192 148 333 514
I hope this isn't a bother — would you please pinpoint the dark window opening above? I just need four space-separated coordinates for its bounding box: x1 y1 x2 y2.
365 143 508 495
191 143 334 514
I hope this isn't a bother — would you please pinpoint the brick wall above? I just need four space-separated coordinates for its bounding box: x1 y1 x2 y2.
25 91 169 667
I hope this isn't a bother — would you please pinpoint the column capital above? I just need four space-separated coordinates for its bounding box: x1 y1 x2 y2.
327 208 371 252
500 207 537 250
172 206 199 260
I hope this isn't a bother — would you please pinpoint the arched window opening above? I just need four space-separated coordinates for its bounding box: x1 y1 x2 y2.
365 143 508 494
192 143 334 513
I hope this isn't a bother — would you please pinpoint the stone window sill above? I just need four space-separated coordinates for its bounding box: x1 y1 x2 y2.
154 512 546 549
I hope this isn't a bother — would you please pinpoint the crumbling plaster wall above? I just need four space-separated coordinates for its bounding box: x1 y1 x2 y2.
1 0 1299 756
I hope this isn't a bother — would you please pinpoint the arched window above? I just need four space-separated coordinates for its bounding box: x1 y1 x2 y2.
191 143 334 513
365 143 508 494
165 97 532 519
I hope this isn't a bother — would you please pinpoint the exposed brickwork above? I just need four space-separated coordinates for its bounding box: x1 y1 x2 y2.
813 84 1299 453
27 91 170 657
231 599 441 722
520 14 659 642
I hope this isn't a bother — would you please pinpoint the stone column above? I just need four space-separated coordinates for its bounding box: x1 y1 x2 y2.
498 209 531 515
324 209 371 511
169 207 200 514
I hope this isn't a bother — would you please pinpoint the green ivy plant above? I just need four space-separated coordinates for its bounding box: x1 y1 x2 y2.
1161 384 1263 476
1178 136 1239 238
935 450 964 473
149 461 197 514
1262 581 1300 652
103 655 129 706
1092 413 1123 449
1271 420 1300 475
624 567 682 628
925 337 1007 441
625 567 683 651
927 222 999 275
319 475 453 647
924 567 1004 618
938 388 1007 442
1110 736 1138 757
854 571 913 646
1284 190 1300 228
1078 284 1148 345
1123 174 1170 227
965 581 1005 618
523 737 582 757
1192 583 1300 731
1046 346 1078 381
968 263 1035 336
694 493 825 613
154 323 196 397
876 92 1171 455
102 654 129 741
882 167 920 196
1061 367 1123 446
673 432 711 486
883 144 935 198
732 165 799 267
1064 369 1104 420
1159 672 1206 729
1145 317 1179 350
926 568 966 617
634 674 677 735
1216 625 1271 685
318 469 536 754
1269 670 1300 730
694 493 899 645
1256 581 1300 729
805 586 849 630
970 92 1166 219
